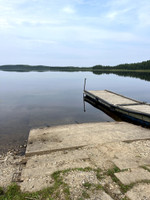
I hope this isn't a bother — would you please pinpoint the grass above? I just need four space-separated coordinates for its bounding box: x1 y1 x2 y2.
0 167 101 200
83 182 92 189
0 188 4 196
0 184 39 200
0 171 66 200
0 167 98 200
82 191 90 199
140 165 150 173
104 166 150 194
1 166 150 200
103 166 135 194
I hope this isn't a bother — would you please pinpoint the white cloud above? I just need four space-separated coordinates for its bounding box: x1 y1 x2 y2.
14 18 64 26
106 8 133 21
67 26 139 43
62 6 75 14
0 0 150 66
26 39 56 45
104 0 150 29
0 18 12 29
106 11 118 20
137 1 150 27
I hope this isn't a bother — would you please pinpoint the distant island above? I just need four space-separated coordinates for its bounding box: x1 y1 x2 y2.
0 60 150 72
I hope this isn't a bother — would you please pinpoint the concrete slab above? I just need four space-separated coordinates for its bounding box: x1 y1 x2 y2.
126 183 150 200
87 145 114 170
91 140 150 170
26 122 150 156
63 170 114 200
20 145 115 192
115 168 150 185
20 148 93 192
111 141 150 170
89 191 114 200
20 175 53 192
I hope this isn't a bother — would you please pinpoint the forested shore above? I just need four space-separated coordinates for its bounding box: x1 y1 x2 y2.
0 60 150 72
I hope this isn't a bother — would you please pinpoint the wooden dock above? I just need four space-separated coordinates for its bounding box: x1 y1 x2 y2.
84 90 150 127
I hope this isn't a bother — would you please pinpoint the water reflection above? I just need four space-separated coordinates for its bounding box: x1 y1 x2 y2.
93 71 150 82
0 71 150 153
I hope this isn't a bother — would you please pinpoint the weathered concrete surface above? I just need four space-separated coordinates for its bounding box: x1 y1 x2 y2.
63 170 114 200
89 191 114 200
21 145 114 192
21 149 92 191
26 122 150 156
18 121 150 199
126 183 150 200
97 140 150 169
115 168 150 185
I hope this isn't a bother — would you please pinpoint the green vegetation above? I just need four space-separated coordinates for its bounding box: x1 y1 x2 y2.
1 60 150 82
104 166 150 194
140 165 150 173
93 71 150 82
93 60 150 70
0 167 103 200
1 60 150 72
83 182 92 189
0 187 4 196
0 167 99 200
1 166 150 200
0 64 92 72
81 190 90 198
103 166 134 194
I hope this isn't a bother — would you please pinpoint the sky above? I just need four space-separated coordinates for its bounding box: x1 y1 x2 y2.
0 0 150 66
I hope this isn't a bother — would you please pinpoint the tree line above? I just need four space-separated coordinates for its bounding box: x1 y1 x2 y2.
92 60 150 70
0 60 150 72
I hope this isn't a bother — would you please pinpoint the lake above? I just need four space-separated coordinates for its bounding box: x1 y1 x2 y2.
0 71 150 153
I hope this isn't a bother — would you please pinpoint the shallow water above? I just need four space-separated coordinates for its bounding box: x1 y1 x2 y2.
0 71 150 152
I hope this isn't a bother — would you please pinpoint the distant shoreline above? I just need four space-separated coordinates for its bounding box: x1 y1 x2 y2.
0 60 150 72
0 61 150 82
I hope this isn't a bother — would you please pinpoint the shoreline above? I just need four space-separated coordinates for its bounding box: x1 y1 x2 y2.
0 140 27 157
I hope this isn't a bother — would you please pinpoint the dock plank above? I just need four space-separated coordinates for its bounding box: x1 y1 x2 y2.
84 90 150 126
88 90 137 105
121 104 150 115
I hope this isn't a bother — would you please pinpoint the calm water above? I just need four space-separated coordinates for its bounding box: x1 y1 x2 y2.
0 71 150 152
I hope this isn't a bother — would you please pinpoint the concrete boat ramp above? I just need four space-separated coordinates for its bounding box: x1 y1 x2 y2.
26 122 150 157
19 121 150 200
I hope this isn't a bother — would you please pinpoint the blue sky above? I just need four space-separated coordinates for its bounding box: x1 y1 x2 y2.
0 0 150 66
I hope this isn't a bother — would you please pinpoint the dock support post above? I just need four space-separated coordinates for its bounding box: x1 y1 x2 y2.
84 78 86 91
83 78 86 112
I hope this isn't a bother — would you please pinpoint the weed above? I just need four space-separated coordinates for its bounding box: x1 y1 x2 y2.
0 187 4 196
94 184 103 190
140 166 150 173
83 182 92 189
119 183 134 193
82 190 90 198
2 166 143 200
122 197 131 200
63 183 70 200
106 166 121 176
